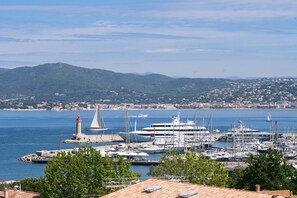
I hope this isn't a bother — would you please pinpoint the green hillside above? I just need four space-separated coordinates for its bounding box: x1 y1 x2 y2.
0 63 232 103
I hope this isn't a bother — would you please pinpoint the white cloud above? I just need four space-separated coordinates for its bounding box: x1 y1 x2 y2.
0 1 297 77
140 9 297 21
143 48 185 53
1 2 297 21
0 5 118 15
143 48 231 54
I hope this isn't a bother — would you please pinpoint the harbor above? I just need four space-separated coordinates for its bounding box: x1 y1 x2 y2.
18 145 249 170
2 109 297 180
18 111 297 174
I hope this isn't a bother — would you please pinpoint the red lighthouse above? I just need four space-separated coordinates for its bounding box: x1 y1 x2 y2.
75 114 82 137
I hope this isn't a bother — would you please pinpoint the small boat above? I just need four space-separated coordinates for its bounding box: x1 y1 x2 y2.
86 106 108 131
138 114 148 118
129 114 148 118
266 113 272 122
137 144 166 154
106 149 149 160
213 129 220 133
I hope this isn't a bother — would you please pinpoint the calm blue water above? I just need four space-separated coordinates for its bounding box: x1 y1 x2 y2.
1 109 297 180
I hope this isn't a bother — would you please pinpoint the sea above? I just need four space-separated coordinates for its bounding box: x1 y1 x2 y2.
1 109 297 181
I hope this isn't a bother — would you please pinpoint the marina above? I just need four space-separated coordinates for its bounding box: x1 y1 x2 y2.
19 112 297 174
18 147 249 170
1 109 297 180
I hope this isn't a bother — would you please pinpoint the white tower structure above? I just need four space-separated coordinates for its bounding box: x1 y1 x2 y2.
75 114 83 139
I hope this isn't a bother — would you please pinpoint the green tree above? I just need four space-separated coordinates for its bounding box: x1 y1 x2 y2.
14 178 45 193
42 147 137 198
231 149 297 193
149 151 229 187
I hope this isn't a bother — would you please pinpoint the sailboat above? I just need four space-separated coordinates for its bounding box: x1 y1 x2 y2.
86 106 108 131
266 113 272 122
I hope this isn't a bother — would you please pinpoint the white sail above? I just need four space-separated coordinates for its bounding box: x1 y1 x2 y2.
266 113 272 122
90 106 100 128
87 106 108 131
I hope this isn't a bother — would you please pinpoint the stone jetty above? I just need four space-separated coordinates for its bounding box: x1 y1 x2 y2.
63 114 123 143
63 134 123 143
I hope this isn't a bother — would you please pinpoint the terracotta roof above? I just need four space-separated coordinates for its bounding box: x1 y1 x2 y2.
262 189 292 196
102 178 274 198
0 189 40 198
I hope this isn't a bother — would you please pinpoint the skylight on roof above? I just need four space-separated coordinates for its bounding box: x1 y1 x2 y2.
178 190 198 198
143 185 162 193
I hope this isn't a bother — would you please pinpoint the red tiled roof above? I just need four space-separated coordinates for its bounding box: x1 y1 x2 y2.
0 189 39 198
262 189 292 196
102 178 273 198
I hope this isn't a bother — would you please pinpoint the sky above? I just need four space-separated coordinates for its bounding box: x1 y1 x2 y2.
0 0 297 78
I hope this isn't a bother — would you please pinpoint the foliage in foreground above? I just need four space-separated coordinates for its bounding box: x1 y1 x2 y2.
41 147 137 198
229 149 297 193
13 178 45 193
149 151 229 187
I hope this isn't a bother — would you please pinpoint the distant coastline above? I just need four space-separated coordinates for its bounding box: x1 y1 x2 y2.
2 107 297 111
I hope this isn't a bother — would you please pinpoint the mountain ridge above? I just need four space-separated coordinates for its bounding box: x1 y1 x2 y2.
2 63 296 104
0 62 231 103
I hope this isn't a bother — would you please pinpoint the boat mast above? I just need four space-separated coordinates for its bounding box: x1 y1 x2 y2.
101 116 106 128
241 121 244 151
134 119 137 131
125 111 130 144
97 105 101 128
266 113 278 143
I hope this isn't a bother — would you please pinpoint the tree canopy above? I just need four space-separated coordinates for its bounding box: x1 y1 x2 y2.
149 151 229 187
41 147 137 198
230 149 297 193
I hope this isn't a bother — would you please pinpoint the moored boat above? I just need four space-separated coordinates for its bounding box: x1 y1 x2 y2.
218 121 273 142
119 113 211 144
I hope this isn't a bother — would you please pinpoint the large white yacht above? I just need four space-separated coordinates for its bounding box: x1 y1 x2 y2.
118 113 212 145
217 121 274 142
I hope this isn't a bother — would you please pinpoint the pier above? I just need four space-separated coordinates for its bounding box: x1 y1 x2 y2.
30 157 160 166
19 142 251 170
63 134 123 143
21 153 248 170
63 114 124 143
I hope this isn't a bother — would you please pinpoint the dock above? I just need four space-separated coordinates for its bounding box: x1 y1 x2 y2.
64 133 223 144
30 157 160 166
19 144 250 170
281 133 297 138
63 134 123 143
26 156 247 170
63 114 124 144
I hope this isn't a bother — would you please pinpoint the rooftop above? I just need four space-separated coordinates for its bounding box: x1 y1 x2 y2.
0 188 40 198
102 178 277 198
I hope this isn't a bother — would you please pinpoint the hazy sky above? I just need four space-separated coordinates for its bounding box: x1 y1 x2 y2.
1 0 297 78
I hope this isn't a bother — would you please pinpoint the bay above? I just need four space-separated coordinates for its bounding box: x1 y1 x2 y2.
0 109 297 181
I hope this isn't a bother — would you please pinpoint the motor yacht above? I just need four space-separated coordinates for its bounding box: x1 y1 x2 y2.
218 121 273 142
118 113 212 145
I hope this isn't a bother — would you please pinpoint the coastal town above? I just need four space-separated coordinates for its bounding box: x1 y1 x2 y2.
0 100 295 111
1 77 297 111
